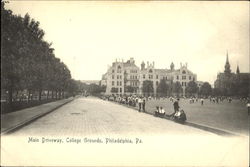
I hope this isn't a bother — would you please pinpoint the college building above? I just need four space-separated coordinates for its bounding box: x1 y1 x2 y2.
101 58 198 96
214 52 250 96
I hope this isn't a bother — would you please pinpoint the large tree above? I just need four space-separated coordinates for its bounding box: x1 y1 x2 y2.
186 81 199 97
1 3 76 111
173 81 182 97
142 80 154 96
199 82 212 97
156 78 169 97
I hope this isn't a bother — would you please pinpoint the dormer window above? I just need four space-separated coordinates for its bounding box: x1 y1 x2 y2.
182 70 186 74
149 69 153 73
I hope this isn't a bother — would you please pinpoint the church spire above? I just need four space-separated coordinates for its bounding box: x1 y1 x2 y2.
224 51 231 74
170 62 174 71
236 62 240 74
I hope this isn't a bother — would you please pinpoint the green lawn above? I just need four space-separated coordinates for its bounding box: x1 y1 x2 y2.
144 98 249 135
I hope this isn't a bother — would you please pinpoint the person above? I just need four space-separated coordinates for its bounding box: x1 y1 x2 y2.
142 97 146 112
154 106 160 116
173 109 187 123
201 98 204 105
170 98 180 118
138 97 143 112
159 106 165 117
247 100 250 115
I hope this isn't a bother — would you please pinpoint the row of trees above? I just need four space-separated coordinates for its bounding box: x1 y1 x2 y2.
1 3 79 107
142 79 213 97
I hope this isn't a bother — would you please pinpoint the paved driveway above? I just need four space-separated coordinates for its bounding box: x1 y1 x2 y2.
1 97 248 166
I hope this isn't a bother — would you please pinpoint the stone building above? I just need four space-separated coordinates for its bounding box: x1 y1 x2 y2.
102 58 197 96
214 52 250 96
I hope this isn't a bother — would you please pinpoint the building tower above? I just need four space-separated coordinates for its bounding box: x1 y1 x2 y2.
236 63 240 74
224 51 231 74
170 62 174 71
141 61 145 70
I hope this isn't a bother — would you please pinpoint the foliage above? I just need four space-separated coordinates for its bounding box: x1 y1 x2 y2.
199 82 212 97
156 78 169 97
1 3 77 107
186 81 199 96
125 86 136 93
111 87 118 93
173 81 182 97
142 80 154 96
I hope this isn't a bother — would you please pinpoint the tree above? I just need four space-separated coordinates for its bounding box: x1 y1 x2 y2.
156 78 169 97
142 80 154 96
1 3 76 112
111 87 118 93
125 86 135 93
173 82 182 97
199 82 212 97
186 81 199 97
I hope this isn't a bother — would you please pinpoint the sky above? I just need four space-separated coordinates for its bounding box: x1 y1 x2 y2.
5 1 250 85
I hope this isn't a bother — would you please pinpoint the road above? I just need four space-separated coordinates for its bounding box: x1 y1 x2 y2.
9 96 219 136
1 97 249 166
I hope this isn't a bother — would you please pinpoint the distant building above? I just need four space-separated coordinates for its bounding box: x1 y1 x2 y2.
103 58 198 96
214 52 250 96
81 80 100 85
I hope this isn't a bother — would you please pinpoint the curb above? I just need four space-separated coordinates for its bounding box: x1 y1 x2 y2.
1 98 75 135
106 99 243 137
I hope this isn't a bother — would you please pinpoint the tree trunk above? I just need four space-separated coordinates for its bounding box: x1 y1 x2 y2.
46 90 49 100
39 89 42 101
28 90 31 102
8 88 13 109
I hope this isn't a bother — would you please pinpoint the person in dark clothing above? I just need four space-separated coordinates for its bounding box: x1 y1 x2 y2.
142 97 146 112
173 109 187 123
154 106 160 117
170 98 180 118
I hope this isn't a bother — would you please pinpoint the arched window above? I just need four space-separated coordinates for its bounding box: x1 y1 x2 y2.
149 69 153 73
182 70 186 74
117 65 121 73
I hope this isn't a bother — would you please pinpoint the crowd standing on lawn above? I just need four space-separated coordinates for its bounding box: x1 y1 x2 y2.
99 94 250 121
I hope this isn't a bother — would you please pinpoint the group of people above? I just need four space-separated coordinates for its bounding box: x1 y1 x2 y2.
103 94 147 112
154 106 165 117
154 98 187 123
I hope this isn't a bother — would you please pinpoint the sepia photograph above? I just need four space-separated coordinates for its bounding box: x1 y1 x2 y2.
1 0 249 166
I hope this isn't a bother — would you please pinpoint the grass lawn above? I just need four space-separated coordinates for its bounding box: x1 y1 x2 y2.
144 98 249 135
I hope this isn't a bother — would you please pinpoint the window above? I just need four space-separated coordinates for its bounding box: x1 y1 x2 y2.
117 81 119 86
182 76 186 80
120 81 122 86
156 75 158 79
120 88 122 92
143 74 145 79
184 82 186 86
117 66 121 73
112 81 114 86
120 75 122 79
189 76 192 80
177 76 179 80
156 81 159 86
112 75 114 79
182 82 184 86
112 69 115 73
182 70 186 74
149 75 153 79
117 75 119 79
